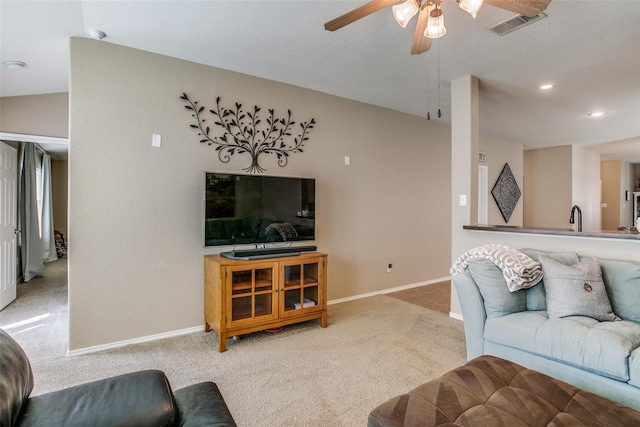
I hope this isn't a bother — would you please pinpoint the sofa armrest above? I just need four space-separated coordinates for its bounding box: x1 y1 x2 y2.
453 271 487 360
16 370 177 427
174 382 236 427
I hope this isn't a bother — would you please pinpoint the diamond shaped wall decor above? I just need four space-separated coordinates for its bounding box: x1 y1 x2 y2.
491 163 521 223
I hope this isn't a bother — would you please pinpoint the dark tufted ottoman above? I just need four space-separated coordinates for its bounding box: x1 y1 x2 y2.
368 355 640 427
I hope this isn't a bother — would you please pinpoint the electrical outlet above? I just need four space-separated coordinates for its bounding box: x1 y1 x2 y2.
386 263 392 273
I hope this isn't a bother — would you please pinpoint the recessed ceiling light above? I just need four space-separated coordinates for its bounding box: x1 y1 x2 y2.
87 29 106 40
539 84 554 90
588 111 607 117
3 60 26 69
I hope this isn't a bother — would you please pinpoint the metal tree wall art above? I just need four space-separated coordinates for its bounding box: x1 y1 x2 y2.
180 93 316 173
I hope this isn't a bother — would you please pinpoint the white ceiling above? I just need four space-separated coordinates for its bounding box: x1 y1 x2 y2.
1 0 639 161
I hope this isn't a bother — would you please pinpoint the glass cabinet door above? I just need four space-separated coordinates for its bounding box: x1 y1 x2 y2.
281 258 322 316
227 264 278 326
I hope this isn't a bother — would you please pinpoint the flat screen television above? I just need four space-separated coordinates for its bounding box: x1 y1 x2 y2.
204 172 315 247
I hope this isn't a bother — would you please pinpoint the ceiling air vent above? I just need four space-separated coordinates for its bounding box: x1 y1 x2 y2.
489 12 547 36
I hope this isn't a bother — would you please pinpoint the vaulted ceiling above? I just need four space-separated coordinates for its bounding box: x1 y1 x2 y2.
1 1 639 160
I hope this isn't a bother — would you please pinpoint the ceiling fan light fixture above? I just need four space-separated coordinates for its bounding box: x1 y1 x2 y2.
392 0 420 28
458 0 484 18
424 6 446 39
588 111 607 118
539 84 554 90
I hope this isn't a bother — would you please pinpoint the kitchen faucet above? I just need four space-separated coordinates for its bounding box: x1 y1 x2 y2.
569 205 582 232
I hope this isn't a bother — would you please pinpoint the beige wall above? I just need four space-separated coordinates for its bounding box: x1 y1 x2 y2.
522 145 600 231
68 38 452 350
479 135 523 226
523 146 572 229
0 93 69 138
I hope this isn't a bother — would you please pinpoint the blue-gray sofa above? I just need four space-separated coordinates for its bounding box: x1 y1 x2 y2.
453 248 640 411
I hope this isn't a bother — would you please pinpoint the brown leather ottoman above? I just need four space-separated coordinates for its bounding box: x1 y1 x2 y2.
368 355 640 427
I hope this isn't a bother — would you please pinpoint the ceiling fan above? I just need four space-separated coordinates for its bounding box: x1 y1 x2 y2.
324 0 552 54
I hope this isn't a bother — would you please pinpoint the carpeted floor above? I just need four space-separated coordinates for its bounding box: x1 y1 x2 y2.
0 260 466 426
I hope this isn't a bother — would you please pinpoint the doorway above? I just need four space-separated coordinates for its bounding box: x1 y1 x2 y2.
0 134 68 311
478 165 489 225
0 142 18 310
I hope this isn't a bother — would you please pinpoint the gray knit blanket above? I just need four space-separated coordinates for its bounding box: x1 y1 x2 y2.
450 244 543 292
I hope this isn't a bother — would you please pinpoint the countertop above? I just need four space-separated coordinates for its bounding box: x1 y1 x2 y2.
463 224 640 240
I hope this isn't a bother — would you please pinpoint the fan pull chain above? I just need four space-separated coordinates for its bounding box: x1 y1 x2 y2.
426 53 431 120
437 43 442 118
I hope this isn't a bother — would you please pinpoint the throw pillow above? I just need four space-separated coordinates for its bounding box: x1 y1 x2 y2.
598 258 640 323
467 259 526 318
0 328 34 427
519 249 580 311
539 255 620 321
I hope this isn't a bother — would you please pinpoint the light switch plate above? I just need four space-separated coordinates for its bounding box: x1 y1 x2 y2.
152 134 162 147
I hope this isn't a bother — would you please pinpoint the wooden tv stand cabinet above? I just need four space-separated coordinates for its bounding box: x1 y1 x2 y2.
204 252 327 352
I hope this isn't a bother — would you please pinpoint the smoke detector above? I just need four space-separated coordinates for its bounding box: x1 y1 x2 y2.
87 29 107 40
489 12 547 36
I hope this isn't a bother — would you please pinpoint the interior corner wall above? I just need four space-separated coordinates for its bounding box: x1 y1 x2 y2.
478 135 523 226
620 161 636 226
620 161 635 227
0 93 69 138
602 160 635 229
571 146 601 231
68 38 452 350
523 146 572 228
51 160 68 236
601 160 621 230
450 75 479 316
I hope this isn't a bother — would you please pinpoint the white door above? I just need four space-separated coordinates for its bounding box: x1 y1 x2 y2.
478 165 488 225
0 142 18 310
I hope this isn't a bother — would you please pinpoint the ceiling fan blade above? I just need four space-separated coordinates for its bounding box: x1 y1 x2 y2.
410 4 432 55
324 0 399 31
484 0 551 17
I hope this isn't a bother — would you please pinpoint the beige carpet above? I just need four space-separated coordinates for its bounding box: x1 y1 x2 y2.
0 260 467 427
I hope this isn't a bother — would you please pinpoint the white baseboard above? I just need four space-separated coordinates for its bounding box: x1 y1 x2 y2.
68 277 453 355
449 312 463 321
67 326 202 356
327 276 451 305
